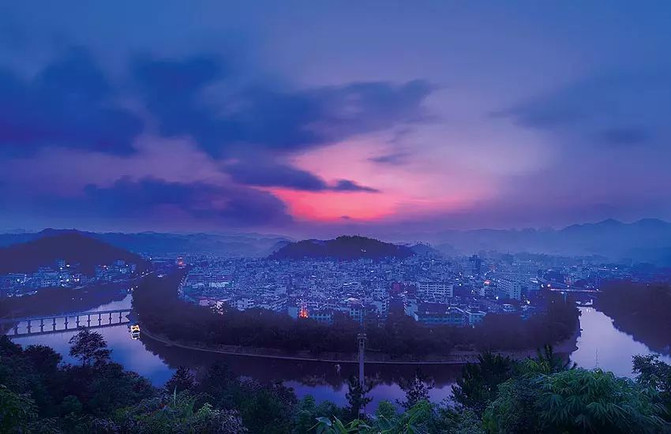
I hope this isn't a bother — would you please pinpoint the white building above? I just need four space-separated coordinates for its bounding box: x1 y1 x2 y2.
498 278 522 300
232 297 255 311
464 309 487 325
417 281 453 299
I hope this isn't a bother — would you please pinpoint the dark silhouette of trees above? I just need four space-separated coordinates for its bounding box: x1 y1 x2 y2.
397 370 434 410
345 376 372 420
599 281 671 354
164 366 196 394
452 352 514 416
68 328 111 367
2 332 670 433
634 354 671 423
0 384 38 433
485 369 667 433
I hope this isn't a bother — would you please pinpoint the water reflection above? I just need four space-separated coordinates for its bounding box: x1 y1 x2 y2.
139 325 459 407
11 301 671 407
570 307 671 377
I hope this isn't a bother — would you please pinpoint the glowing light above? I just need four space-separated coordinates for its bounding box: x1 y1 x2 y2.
269 189 397 221
299 303 309 319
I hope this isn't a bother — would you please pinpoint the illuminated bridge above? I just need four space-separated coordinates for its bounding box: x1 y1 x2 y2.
0 309 132 338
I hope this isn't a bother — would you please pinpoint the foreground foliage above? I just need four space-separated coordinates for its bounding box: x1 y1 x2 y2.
2 329 670 433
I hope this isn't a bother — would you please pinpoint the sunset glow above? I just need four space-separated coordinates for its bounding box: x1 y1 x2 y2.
270 189 398 222
0 2 669 236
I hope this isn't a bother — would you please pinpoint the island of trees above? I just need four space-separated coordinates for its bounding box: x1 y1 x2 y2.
2 329 670 433
133 272 579 361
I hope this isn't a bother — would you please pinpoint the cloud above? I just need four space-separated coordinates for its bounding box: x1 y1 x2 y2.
331 179 380 193
132 54 434 157
226 161 328 191
492 72 671 148
368 151 410 165
226 160 380 193
78 177 293 227
0 48 143 155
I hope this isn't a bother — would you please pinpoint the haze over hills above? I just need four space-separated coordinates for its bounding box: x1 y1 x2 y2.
270 235 414 260
0 229 291 258
431 218 671 264
2 219 671 265
0 232 150 275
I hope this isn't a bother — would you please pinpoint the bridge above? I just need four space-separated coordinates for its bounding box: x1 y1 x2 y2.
0 309 132 338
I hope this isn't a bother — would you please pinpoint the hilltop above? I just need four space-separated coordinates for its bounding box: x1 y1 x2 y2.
269 235 414 260
0 231 150 275
0 229 291 258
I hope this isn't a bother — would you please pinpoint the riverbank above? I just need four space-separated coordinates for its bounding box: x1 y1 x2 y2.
141 323 579 365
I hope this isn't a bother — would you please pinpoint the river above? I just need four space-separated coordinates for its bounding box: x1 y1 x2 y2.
9 295 671 408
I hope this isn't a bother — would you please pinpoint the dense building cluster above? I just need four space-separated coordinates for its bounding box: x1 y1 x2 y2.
0 259 139 297
176 252 637 327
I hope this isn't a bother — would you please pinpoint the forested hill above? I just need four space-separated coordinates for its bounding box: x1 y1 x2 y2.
269 235 415 260
0 231 149 275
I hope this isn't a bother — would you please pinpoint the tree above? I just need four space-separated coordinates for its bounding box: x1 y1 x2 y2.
0 384 38 433
452 352 514 415
233 380 298 434
633 354 671 419
397 370 434 410
113 391 247 433
314 401 433 434
375 400 398 421
345 375 372 420
68 329 111 367
524 344 576 375
165 366 197 394
23 344 62 374
484 368 669 433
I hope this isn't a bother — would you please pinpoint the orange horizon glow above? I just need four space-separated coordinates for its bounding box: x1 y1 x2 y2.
270 188 399 222
262 138 498 224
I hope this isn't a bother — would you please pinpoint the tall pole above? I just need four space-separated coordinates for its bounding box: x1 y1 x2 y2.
357 331 367 417
357 332 366 386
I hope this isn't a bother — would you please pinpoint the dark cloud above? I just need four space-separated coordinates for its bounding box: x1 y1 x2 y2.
226 161 380 193
369 151 410 165
132 55 434 157
599 127 651 147
0 48 143 155
77 177 292 226
331 179 380 193
492 73 671 148
226 161 328 191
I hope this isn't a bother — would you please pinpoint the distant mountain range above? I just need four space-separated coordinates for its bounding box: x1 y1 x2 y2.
0 232 149 275
3 218 671 265
432 218 671 265
270 235 414 260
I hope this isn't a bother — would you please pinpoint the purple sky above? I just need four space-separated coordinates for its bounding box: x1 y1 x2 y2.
1 2 670 237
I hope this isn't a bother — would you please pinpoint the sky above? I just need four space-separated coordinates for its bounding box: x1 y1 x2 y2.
1 1 671 237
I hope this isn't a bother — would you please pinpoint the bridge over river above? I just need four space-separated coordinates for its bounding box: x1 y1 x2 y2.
1 309 132 338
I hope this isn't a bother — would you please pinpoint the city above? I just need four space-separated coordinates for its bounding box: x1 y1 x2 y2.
177 251 610 328
2 1 671 433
